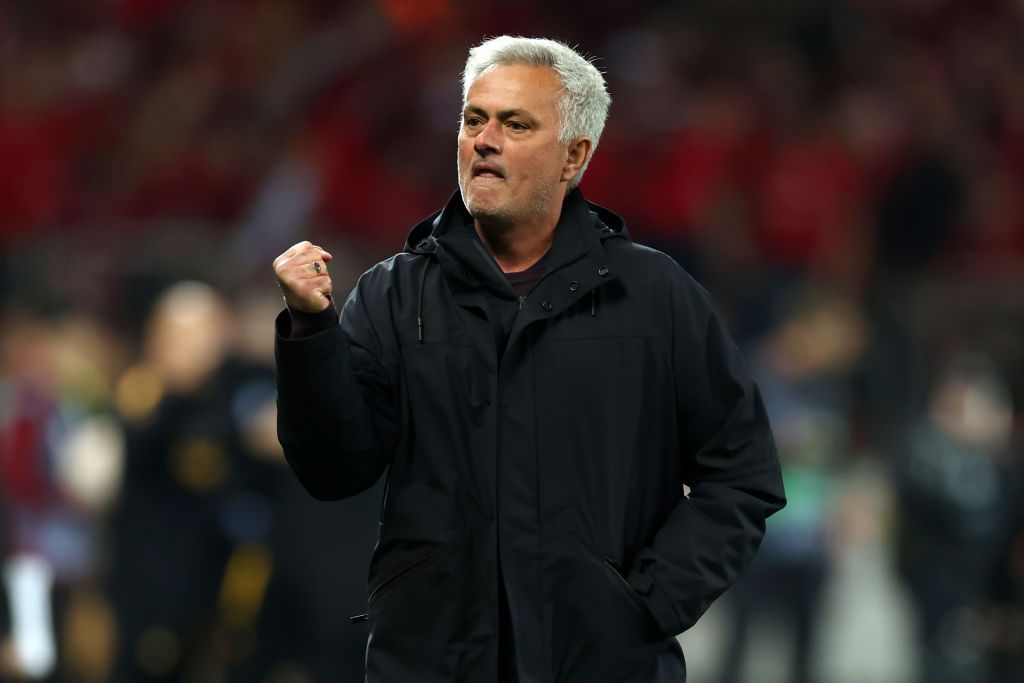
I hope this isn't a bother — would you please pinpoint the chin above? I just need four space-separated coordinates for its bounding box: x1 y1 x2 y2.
465 193 509 222
469 206 512 226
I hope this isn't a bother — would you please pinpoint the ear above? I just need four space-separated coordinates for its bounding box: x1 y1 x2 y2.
560 136 593 183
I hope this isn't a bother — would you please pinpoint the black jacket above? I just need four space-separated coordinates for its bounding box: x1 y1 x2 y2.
275 189 786 682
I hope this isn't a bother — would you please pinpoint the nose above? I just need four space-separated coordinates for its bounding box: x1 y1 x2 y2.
473 119 501 155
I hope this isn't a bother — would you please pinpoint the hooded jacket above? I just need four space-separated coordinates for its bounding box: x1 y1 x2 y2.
275 189 786 682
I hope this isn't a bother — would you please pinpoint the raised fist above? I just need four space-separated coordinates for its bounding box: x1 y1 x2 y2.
273 241 334 313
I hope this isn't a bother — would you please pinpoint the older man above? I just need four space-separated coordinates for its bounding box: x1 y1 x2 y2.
273 36 785 683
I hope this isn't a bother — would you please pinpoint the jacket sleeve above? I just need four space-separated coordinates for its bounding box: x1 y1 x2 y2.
627 270 786 636
275 267 401 500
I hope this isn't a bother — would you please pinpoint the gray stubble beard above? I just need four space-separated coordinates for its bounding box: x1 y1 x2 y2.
457 159 557 232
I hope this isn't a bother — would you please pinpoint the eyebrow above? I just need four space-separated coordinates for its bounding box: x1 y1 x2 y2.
463 105 537 122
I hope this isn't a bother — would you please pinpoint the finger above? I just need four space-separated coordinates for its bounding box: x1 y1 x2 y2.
291 273 332 295
283 240 313 258
308 260 326 278
281 248 330 279
311 245 333 263
285 288 333 313
313 275 333 298
276 239 311 264
289 276 333 312
273 240 313 270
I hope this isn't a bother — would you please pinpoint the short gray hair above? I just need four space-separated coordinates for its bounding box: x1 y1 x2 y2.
462 36 611 189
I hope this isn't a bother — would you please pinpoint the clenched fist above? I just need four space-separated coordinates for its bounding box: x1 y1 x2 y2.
273 241 335 313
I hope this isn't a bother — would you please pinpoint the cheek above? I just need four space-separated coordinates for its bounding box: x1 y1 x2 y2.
520 150 563 184
457 136 473 165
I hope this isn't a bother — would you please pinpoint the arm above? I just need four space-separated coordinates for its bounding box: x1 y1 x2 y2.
274 243 400 500
627 272 786 635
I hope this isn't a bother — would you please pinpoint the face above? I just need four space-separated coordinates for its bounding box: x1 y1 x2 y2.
457 64 577 228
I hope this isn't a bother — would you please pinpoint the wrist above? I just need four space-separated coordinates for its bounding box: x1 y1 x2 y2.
285 296 339 338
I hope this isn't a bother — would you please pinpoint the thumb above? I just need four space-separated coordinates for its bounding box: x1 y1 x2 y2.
313 245 333 263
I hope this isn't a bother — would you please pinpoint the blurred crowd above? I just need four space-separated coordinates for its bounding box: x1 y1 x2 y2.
0 0 1022 682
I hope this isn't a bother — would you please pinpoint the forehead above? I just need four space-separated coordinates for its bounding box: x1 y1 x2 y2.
464 64 562 116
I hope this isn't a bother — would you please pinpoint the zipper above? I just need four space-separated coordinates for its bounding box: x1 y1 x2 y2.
367 549 440 604
518 295 526 310
603 555 645 608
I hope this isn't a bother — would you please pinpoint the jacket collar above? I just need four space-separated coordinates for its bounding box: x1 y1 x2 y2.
405 188 628 298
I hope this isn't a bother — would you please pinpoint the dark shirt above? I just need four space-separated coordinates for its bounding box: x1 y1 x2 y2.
505 254 548 296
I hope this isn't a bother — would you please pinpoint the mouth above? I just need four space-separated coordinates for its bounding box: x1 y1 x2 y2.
472 163 505 179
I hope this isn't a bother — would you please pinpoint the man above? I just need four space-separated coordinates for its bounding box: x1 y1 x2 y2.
273 36 785 683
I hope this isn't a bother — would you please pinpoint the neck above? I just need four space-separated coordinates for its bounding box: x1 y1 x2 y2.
474 194 567 273
475 215 558 273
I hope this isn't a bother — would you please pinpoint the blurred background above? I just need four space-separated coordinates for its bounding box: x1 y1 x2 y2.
1 0 1022 681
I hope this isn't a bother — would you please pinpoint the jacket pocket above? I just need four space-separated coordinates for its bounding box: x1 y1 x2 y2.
566 531 659 632
368 549 440 604
549 534 673 681
365 527 494 681
603 555 648 613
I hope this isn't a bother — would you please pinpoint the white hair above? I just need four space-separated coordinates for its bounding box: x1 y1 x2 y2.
462 36 611 189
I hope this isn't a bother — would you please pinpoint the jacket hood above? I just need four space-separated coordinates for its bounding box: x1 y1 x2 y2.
403 189 630 340
404 188 629 256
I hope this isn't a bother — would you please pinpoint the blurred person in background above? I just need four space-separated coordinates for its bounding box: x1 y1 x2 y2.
229 291 382 683
718 290 867 683
107 281 380 683
107 282 240 682
273 36 784 683
0 309 125 683
0 310 61 682
894 352 1016 683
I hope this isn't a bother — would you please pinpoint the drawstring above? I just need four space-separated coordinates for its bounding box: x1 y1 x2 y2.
417 257 430 343
590 289 597 317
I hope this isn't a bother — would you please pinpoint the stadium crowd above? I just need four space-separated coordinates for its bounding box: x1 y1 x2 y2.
1 0 1022 681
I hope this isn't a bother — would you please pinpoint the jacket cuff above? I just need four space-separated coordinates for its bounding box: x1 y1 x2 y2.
280 297 339 339
275 307 345 359
627 567 680 638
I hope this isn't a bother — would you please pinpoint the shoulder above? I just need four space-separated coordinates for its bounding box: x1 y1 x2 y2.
349 252 424 299
360 252 420 284
610 240 680 273
341 253 427 330
340 253 427 349
606 239 711 307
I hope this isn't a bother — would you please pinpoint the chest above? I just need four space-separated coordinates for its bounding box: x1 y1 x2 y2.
392 269 674 421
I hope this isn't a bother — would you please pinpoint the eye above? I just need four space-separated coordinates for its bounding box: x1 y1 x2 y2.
507 121 529 132
463 115 483 128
